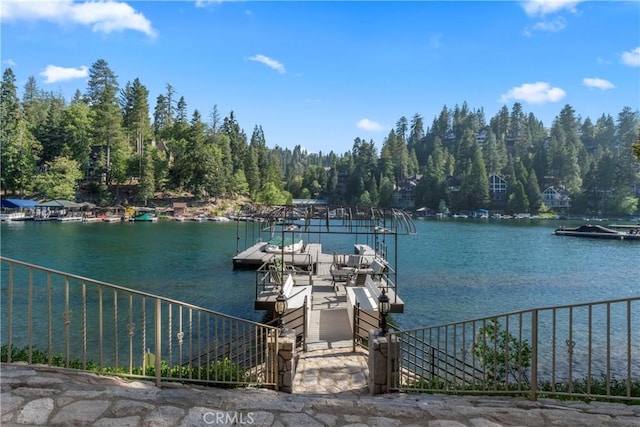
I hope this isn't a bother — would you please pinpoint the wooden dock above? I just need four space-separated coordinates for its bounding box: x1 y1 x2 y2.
233 242 324 269
304 260 353 350
232 205 413 351
253 255 404 351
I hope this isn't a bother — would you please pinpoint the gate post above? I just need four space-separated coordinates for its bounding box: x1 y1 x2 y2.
268 329 296 393
368 330 399 394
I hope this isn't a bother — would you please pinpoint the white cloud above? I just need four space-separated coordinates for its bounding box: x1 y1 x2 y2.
621 47 640 67
521 0 582 17
195 0 237 7
0 0 156 38
3 59 16 67
40 65 88 84
428 33 443 49
248 54 286 74
356 118 384 132
530 17 566 33
500 82 566 105
582 78 615 90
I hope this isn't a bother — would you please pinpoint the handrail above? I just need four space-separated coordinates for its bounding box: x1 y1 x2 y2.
389 296 640 402
255 256 313 302
352 303 402 351
353 302 379 351
265 297 308 350
1 257 279 389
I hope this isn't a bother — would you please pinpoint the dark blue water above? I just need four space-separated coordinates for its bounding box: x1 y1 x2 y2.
2 218 639 329
398 219 639 329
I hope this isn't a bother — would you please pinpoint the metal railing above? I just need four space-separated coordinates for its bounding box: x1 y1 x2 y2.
353 302 379 351
1 257 280 389
390 296 639 402
266 296 309 351
255 256 312 300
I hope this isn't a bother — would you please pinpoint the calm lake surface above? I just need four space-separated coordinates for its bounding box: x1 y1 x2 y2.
1 218 638 330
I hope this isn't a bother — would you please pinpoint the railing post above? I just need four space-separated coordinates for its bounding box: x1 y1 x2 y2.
155 298 162 387
530 309 538 401
6 263 13 363
353 303 358 352
273 332 279 391
303 296 308 352
28 269 33 364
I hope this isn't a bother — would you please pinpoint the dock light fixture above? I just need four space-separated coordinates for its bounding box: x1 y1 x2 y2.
275 291 288 334
377 288 390 336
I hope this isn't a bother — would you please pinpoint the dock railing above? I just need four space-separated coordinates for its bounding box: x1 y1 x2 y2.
265 296 309 352
255 256 313 301
352 302 379 351
390 296 639 402
1 257 280 389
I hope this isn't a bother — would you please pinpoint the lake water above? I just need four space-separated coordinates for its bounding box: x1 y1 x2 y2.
1 218 638 330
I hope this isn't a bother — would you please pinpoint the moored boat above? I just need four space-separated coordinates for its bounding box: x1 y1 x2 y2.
130 208 158 222
57 215 84 223
554 224 640 240
262 236 304 253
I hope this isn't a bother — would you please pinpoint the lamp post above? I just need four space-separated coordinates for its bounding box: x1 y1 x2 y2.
377 288 390 336
274 291 288 335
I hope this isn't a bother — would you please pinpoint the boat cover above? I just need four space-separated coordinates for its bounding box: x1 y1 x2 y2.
1 199 37 208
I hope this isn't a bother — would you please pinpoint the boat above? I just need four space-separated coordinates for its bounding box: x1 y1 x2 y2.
130 208 158 222
102 215 122 223
81 216 103 223
261 236 304 253
57 215 84 223
554 224 640 240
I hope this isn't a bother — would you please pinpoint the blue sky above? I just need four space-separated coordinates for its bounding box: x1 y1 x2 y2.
1 1 639 154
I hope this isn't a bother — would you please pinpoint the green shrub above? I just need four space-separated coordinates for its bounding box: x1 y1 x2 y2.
473 318 531 385
1 344 247 388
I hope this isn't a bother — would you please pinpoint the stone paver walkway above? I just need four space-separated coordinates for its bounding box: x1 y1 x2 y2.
294 347 369 395
3 362 640 427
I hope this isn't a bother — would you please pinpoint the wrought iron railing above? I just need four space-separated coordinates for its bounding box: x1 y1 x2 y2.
1 257 280 389
265 296 309 351
390 296 640 402
353 302 379 351
255 256 313 300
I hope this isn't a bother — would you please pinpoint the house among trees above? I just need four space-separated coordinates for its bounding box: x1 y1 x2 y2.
489 174 507 203
172 202 187 217
475 129 488 146
392 175 421 209
542 186 571 210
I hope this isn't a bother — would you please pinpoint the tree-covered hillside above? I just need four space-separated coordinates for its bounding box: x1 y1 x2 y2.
2 59 639 216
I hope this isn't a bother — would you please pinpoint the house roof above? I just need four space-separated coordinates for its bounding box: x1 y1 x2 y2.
1 198 37 208
37 200 83 208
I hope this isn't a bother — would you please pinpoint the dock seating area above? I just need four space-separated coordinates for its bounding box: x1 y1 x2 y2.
344 256 403 314
329 253 361 290
255 258 313 311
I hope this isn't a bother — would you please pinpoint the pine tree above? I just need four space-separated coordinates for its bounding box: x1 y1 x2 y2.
1 69 41 196
85 59 126 186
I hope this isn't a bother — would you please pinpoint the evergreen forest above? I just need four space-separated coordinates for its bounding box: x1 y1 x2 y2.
2 59 640 216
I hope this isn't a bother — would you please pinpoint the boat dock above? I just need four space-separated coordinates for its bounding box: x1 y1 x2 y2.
233 242 325 269
232 204 414 354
